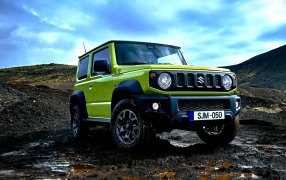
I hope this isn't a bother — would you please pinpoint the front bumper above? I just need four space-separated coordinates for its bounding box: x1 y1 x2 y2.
134 95 241 126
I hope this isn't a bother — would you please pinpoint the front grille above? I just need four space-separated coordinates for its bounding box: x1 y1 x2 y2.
149 71 235 91
178 99 230 111
175 72 223 90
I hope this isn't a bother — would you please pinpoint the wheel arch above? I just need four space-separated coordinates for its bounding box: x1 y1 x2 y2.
111 80 143 110
70 90 88 119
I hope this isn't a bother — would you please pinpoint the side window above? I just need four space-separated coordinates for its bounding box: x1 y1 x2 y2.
77 56 89 80
92 48 110 75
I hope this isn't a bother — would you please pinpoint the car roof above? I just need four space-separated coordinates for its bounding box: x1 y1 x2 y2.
78 40 181 59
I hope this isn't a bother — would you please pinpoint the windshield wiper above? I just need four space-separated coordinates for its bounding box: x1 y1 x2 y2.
122 62 147 65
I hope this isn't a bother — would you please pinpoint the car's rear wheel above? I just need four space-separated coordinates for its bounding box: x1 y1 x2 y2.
111 99 154 151
196 116 239 145
71 105 88 141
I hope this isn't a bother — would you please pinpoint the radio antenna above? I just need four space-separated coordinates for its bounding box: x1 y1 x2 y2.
83 42 87 53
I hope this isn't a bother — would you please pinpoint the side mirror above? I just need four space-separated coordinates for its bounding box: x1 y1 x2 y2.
93 60 109 73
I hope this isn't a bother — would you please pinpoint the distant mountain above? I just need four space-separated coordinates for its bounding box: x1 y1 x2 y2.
226 45 286 90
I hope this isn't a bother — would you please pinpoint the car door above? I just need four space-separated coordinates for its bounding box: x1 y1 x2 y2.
85 46 113 120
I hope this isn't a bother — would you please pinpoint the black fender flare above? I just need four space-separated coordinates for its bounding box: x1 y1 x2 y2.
70 90 88 119
111 80 143 110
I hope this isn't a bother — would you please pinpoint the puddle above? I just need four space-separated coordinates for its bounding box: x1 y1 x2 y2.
1 150 27 156
0 170 28 177
26 141 55 148
33 160 70 173
31 159 99 177
1 140 54 157
239 165 253 169
168 140 192 147
0 170 15 176
158 129 202 147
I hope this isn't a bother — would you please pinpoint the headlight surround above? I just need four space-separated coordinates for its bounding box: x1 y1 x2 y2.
223 75 233 90
158 73 172 89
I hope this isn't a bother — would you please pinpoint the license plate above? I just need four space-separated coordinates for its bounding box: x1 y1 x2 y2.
189 111 225 121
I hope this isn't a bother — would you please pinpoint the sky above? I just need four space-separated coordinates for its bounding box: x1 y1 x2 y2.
1 0 286 68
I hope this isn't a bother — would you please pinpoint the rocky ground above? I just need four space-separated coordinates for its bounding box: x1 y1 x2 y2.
0 83 71 138
238 86 286 126
0 82 286 179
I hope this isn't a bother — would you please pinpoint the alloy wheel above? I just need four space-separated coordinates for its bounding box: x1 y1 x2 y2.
115 109 140 145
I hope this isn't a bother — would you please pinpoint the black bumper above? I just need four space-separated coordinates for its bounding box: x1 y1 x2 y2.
133 95 241 127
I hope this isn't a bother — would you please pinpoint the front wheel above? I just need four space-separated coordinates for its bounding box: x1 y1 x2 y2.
196 116 239 145
111 99 155 151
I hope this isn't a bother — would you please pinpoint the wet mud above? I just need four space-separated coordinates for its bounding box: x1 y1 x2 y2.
0 123 286 179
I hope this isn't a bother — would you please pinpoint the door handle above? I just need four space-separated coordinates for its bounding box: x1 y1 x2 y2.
89 84 92 90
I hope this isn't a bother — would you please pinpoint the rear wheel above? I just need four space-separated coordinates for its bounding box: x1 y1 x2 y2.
196 116 239 145
70 105 88 141
111 99 155 151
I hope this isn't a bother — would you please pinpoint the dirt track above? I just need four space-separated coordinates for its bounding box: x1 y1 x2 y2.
0 84 286 179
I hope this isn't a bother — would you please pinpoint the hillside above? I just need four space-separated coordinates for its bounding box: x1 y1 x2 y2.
226 45 286 89
0 63 76 90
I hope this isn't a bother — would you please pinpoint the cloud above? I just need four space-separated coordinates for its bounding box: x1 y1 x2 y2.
88 1 162 35
0 0 286 68
22 4 75 31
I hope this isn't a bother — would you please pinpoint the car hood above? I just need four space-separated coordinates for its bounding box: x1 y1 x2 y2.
117 64 230 74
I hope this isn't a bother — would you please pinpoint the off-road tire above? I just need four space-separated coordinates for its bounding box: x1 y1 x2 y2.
111 99 155 151
70 105 88 141
196 116 239 145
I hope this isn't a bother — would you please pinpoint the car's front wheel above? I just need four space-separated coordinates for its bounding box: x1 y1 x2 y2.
111 99 154 151
196 116 239 145
70 105 88 141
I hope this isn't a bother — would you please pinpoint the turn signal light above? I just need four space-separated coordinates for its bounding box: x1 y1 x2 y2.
150 72 157 79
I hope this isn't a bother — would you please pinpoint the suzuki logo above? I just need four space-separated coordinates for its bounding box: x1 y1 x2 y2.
197 75 204 85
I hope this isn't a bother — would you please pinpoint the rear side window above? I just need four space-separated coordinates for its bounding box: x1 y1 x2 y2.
77 56 89 80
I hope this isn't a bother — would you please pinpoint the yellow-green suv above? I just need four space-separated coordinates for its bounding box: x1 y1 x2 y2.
70 40 241 150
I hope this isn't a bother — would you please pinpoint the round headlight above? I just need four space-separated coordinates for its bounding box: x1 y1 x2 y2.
158 73 172 89
223 75 233 90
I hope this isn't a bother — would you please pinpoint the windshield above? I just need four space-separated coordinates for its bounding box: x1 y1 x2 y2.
115 42 187 65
